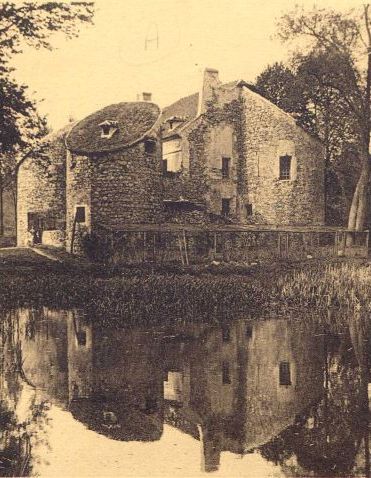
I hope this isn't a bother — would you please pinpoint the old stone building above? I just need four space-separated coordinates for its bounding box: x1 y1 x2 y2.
161 68 325 225
17 69 325 253
17 101 163 251
161 317 324 472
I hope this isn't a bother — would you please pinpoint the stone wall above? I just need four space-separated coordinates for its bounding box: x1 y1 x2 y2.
163 95 248 224
65 150 92 254
66 140 163 254
163 83 325 228
242 88 325 225
17 130 67 247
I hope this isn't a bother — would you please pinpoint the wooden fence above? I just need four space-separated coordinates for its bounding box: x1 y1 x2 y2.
91 226 369 265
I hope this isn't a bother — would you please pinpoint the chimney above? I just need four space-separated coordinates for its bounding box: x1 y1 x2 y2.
198 424 221 473
197 68 220 115
142 92 152 102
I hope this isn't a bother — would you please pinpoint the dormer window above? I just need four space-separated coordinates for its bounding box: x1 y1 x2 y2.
166 116 187 131
99 120 118 139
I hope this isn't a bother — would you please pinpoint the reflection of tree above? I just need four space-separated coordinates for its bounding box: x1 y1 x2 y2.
259 321 370 477
259 416 304 467
0 400 32 477
0 309 51 476
349 311 370 478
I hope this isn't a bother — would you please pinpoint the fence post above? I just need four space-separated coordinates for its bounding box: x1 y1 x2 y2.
365 230 369 256
177 233 185 265
143 232 147 263
153 233 156 263
183 229 189 265
341 231 346 256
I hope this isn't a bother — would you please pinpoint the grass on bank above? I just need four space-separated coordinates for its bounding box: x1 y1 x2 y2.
0 248 370 324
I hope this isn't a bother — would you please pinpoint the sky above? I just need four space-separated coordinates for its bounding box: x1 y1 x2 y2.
11 0 359 131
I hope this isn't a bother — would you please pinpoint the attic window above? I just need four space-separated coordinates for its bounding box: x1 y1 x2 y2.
99 120 118 139
166 116 187 131
145 139 156 155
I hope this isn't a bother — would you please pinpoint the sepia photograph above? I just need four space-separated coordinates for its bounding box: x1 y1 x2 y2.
0 0 370 476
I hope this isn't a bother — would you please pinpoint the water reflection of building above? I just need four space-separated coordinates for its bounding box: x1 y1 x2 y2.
161 319 324 472
4 306 371 476
259 314 370 478
19 308 164 442
19 308 69 406
67 310 93 400
68 316 164 442
16 308 329 473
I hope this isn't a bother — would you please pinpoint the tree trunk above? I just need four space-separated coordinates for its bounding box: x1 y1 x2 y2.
347 158 370 231
348 8 371 233
0 178 4 236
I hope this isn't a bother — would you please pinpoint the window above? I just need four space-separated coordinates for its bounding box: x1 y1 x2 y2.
245 203 253 217
222 362 231 384
75 206 86 223
162 159 168 175
221 157 230 179
222 327 230 342
163 139 182 173
99 120 118 139
279 155 292 180
279 361 291 386
245 325 253 339
76 330 87 346
101 124 110 136
145 140 156 155
221 198 231 217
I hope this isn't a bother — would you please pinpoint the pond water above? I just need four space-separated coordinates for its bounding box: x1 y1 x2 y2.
0 307 369 477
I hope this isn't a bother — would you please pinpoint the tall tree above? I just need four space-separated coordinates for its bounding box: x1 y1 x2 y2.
255 62 316 134
0 2 94 235
277 5 371 232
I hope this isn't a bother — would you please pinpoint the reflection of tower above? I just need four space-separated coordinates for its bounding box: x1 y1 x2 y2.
144 23 159 50
20 308 69 405
68 324 164 442
67 309 93 402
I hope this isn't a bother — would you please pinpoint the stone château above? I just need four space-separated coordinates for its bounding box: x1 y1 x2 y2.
17 68 325 252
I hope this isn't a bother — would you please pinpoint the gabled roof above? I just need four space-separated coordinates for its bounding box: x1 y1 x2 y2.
160 80 245 139
66 102 161 154
160 93 199 139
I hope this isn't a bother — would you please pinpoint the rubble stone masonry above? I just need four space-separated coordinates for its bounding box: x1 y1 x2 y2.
66 140 163 253
17 131 67 247
17 76 325 255
242 88 325 225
